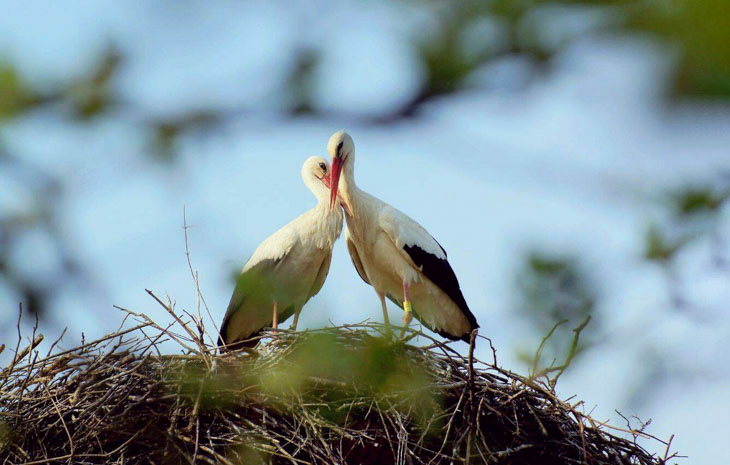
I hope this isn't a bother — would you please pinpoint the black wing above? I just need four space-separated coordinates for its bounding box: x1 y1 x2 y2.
346 234 370 285
402 243 479 342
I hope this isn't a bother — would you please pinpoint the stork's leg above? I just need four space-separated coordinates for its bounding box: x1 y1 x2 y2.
378 292 392 337
399 281 413 339
272 301 279 331
291 307 301 331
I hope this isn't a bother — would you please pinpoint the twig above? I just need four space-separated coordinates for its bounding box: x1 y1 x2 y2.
182 207 217 342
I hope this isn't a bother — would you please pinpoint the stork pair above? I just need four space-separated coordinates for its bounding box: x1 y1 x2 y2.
218 131 478 351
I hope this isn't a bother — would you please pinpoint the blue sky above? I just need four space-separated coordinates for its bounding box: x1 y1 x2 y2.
1 1 729 462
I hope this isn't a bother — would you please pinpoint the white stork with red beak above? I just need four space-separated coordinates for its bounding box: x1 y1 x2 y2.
218 156 343 351
327 131 478 342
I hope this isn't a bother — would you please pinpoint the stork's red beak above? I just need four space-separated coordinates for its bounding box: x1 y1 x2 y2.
329 157 343 209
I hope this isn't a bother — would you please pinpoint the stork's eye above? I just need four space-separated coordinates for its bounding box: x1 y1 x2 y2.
318 162 327 171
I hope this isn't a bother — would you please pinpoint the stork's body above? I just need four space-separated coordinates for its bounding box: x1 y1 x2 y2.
328 131 478 342
218 156 343 351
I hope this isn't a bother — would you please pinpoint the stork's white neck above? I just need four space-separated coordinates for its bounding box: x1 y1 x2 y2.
305 174 343 249
304 175 331 206
338 156 361 212
337 156 380 249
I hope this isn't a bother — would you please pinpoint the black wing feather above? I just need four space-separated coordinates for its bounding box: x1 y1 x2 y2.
346 236 371 285
402 243 479 342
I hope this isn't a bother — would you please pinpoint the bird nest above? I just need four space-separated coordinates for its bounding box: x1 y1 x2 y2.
0 303 677 465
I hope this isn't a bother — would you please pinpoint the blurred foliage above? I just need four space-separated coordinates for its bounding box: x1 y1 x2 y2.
669 185 730 217
515 252 597 370
148 110 220 162
645 182 729 264
643 224 688 264
0 48 118 122
398 3 497 119
378 0 730 119
405 0 730 117
284 49 319 116
517 179 729 371
0 64 44 120
66 50 120 120
492 0 730 98
271 333 436 421
623 0 730 98
0 149 85 317
0 1 727 128
171 333 440 431
517 253 597 334
1 50 119 318
643 181 730 310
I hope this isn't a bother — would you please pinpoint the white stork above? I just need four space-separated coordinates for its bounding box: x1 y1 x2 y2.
218 156 343 351
327 131 478 342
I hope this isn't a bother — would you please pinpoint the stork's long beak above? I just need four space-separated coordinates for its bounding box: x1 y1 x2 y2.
329 157 343 209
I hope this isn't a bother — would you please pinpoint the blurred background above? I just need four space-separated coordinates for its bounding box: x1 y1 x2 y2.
1 0 728 461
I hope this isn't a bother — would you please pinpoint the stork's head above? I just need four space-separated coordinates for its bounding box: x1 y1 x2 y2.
302 156 332 199
327 130 354 209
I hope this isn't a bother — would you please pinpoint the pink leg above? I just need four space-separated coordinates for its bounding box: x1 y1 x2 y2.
272 301 278 331
291 306 301 331
378 292 391 327
378 292 393 338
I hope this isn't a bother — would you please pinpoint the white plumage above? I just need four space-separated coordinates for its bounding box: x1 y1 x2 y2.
328 131 478 342
218 156 343 350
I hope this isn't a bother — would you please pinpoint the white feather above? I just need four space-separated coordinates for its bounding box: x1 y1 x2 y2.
219 156 343 347
329 131 477 341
